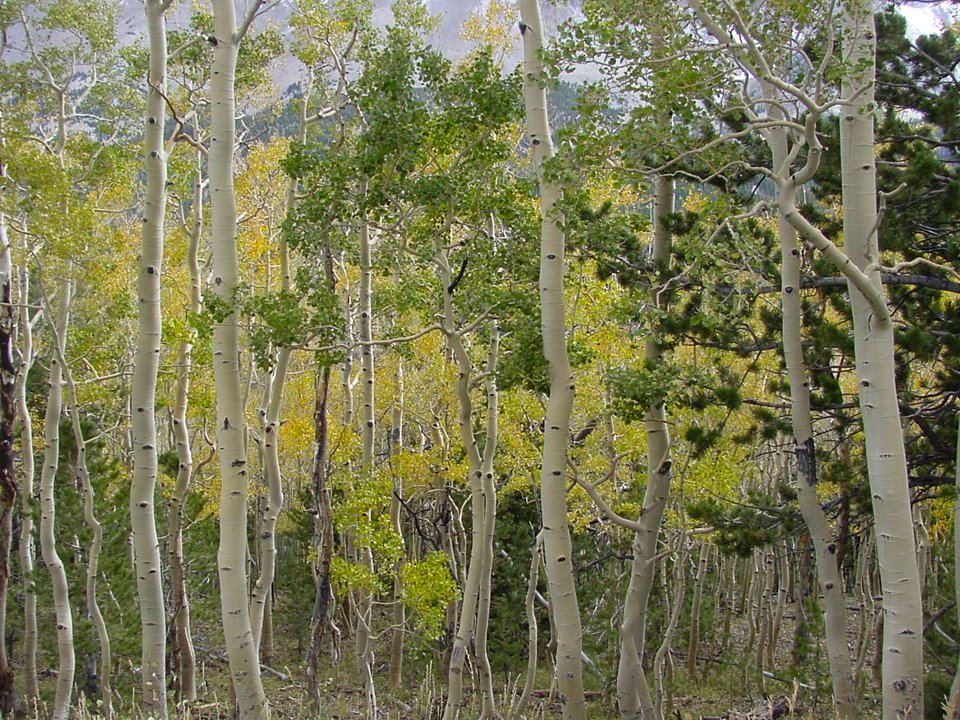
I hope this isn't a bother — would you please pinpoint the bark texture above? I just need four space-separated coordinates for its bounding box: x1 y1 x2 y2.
39 273 74 720
519 3 586 717
840 4 923 717
130 1 170 713
209 0 270 714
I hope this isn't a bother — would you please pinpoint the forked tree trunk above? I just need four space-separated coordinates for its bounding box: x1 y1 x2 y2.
130 1 170 714
840 3 923 716
770 123 856 716
250 346 289 657
209 0 270 714
440 250 499 720
39 272 74 720
519 3 585 717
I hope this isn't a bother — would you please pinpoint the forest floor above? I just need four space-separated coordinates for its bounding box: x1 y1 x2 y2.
33 597 902 719
146 599 888 720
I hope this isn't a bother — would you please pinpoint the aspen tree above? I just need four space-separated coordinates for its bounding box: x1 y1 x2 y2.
208 0 270 714
43 291 112 717
840 2 923 715
38 271 74 720
439 240 500 719
129 0 172 714
355 190 377 720
765 93 856 719
681 2 922 713
519 2 586 717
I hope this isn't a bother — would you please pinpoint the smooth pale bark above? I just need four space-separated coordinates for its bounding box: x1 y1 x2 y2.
48 306 111 717
16 263 37 708
355 203 377 720
474 327 499 720
618 172 674 720
130 1 170 714
519 3 585 717
39 272 74 720
766 108 856 718
840 4 923 717
250 347 289 656
169 134 203 706
250 229 294 658
0 126 16 716
209 0 270 714
440 251 499 720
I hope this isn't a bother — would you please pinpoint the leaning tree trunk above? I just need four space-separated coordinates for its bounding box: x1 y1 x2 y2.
209 0 270 714
519 3 586 718
0 126 17 717
766 102 856 719
49 309 112 718
38 271 75 720
840 3 923 717
129 0 170 714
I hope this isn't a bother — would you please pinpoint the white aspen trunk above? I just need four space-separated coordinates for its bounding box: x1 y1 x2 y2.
355 204 377 720
250 347 289 656
250 161 296 659
16 262 37 708
840 4 923 717
687 542 710 681
39 271 74 720
49 311 111 717
169 135 203 706
130 1 169 714
474 325 499 720
440 251 488 720
618 173 674 720
767 109 856 720
519 4 585 717
209 0 269 714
